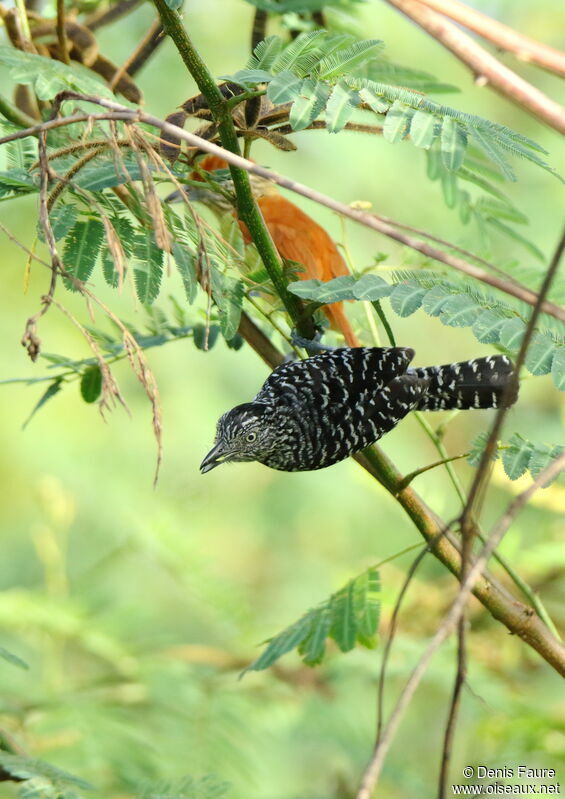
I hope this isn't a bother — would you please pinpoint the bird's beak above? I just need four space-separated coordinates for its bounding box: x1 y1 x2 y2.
200 442 229 474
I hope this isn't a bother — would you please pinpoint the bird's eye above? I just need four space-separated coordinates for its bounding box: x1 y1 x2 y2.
245 431 257 443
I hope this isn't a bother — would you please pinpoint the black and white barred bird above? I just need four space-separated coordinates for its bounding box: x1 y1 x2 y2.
200 347 517 473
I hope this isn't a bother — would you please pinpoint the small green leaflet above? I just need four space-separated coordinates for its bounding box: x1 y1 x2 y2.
74 157 144 192
288 274 392 303
410 110 438 149
80 365 103 403
244 567 380 672
441 116 468 171
499 318 525 349
471 309 507 343
133 233 164 305
172 242 198 303
62 219 104 291
192 324 220 351
0 169 36 198
439 294 480 327
389 283 426 316
387 274 565 389
382 101 413 143
358 86 390 114
0 645 29 670
289 79 331 131
551 347 565 390
502 434 532 480
525 332 555 376
210 269 244 341
325 82 360 134
22 378 63 430
247 34 284 70
267 70 303 104
38 203 78 242
468 432 564 485
0 752 94 791
317 39 384 81
0 45 113 100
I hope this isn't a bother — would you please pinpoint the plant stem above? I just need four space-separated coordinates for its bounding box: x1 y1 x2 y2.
151 0 313 336
0 93 36 128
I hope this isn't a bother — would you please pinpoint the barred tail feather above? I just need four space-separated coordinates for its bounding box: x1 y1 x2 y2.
411 355 518 411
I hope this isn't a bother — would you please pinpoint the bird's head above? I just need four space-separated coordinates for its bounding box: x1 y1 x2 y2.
200 402 274 473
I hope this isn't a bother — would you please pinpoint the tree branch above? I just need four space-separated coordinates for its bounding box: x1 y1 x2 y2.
4 101 562 323
151 0 313 337
384 0 565 134
356 452 565 799
414 0 565 77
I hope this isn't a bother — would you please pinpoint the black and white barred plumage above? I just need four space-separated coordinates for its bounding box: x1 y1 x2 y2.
200 347 517 473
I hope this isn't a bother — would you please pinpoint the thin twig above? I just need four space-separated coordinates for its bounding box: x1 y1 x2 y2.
356 452 565 799
384 0 565 133
414 0 565 77
4 97 562 322
56 0 69 64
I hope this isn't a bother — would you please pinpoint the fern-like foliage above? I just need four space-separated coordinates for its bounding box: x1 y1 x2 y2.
229 33 557 184
0 752 93 795
244 566 380 672
468 432 564 484
288 272 565 390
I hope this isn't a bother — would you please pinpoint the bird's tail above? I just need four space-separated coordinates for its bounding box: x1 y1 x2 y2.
410 355 518 411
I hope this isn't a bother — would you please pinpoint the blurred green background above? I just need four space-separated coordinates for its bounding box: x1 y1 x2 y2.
1 0 564 796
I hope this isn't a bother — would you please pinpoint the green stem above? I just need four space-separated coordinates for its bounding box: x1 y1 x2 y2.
413 412 560 639
225 89 266 111
372 300 396 346
0 93 36 129
151 0 312 336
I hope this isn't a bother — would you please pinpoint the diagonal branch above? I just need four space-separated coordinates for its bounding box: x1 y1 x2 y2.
384 0 565 133
414 0 565 77
356 451 565 799
4 99 562 323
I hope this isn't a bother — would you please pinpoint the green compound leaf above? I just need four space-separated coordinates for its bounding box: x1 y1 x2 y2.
440 115 468 170
288 274 392 304
0 645 29 670
172 242 198 304
0 752 93 790
80 365 102 404
551 347 565 391
0 45 113 100
410 110 439 149
289 79 331 131
62 219 104 291
210 270 244 341
389 283 426 317
192 324 220 351
247 34 285 70
502 434 534 480
439 294 481 327
133 233 164 305
317 39 384 81
358 86 390 114
38 203 78 242
499 317 526 350
325 82 360 134
267 70 303 104
524 332 555 376
382 100 414 143
245 566 380 673
471 309 507 343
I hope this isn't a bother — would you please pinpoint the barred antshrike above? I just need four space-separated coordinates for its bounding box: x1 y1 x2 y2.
200 347 517 473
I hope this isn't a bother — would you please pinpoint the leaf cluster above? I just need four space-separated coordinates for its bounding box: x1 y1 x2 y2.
245 566 380 671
